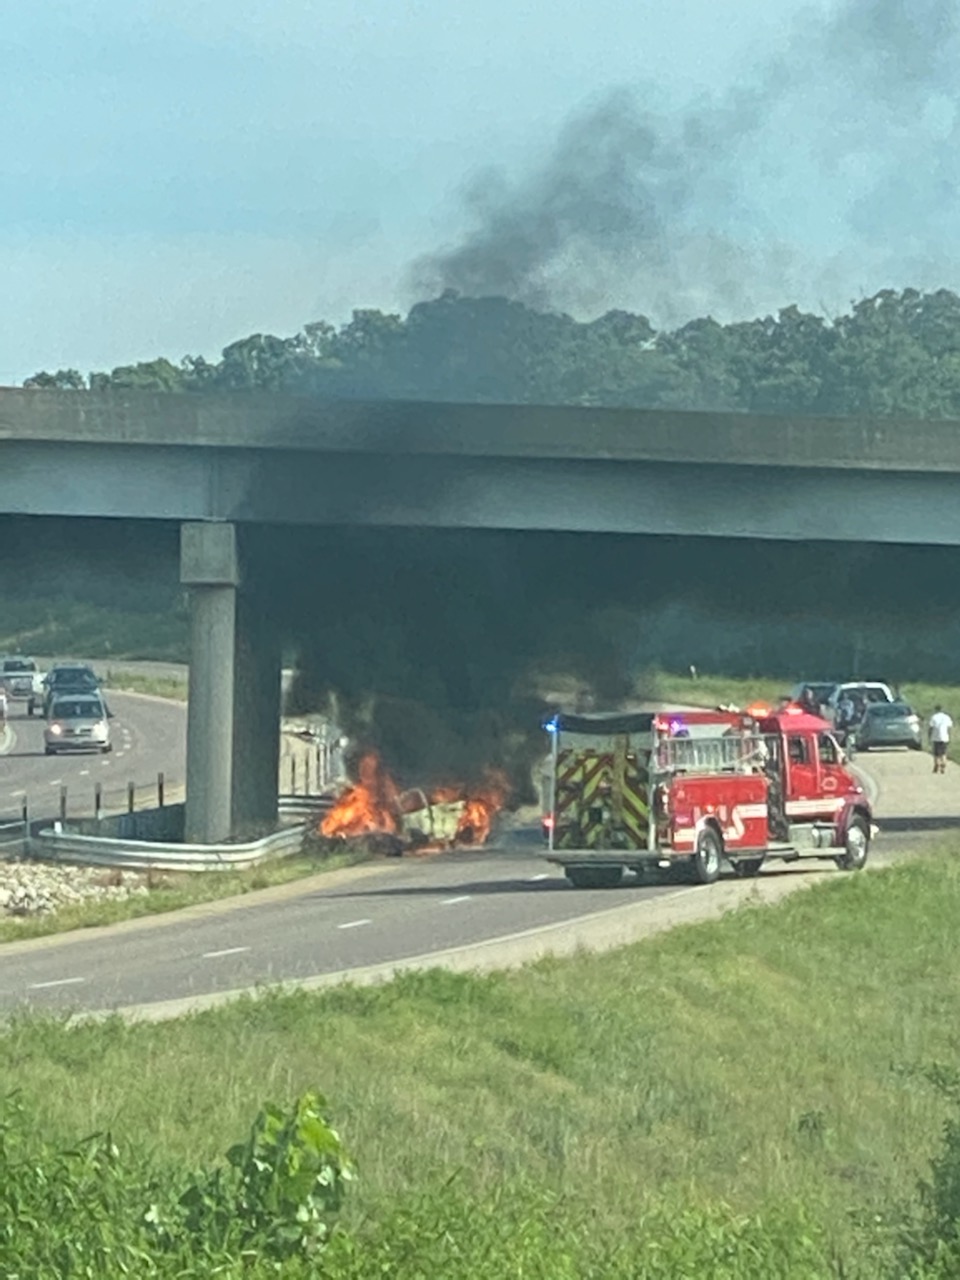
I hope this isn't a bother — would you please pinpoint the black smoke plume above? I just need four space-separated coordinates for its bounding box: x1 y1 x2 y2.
412 0 960 323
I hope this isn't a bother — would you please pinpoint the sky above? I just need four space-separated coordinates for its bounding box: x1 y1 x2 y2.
2 0 958 380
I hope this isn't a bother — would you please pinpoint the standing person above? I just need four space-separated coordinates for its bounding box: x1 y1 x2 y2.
928 704 954 775
836 691 856 734
800 686 820 716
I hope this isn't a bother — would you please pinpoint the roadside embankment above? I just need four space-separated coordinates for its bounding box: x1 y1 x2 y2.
5 849 960 1275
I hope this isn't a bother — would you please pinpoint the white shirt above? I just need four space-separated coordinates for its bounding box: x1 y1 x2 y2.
929 711 953 743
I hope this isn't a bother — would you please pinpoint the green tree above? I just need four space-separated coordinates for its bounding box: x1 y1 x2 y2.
22 368 87 390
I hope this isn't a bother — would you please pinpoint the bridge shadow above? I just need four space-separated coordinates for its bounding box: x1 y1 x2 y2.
319 861 845 901
877 815 960 833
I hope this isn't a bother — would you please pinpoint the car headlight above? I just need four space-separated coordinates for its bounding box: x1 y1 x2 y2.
49 723 63 736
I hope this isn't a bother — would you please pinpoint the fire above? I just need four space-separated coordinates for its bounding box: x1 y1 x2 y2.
454 770 510 845
320 753 400 839
319 755 510 849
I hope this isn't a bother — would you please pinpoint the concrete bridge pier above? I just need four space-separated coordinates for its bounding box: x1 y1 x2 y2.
231 581 281 838
181 522 281 843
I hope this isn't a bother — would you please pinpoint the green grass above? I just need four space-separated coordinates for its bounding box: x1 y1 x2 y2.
649 668 791 710
103 670 188 701
6 851 960 1273
0 598 188 662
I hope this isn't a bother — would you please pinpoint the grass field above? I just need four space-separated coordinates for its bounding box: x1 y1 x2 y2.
103 670 188 701
0 599 188 663
5 853 960 1274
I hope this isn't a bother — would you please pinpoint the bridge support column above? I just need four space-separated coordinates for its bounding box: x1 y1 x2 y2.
231 584 281 838
181 522 238 844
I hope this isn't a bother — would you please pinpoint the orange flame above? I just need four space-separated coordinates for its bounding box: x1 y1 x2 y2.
320 755 509 848
454 770 511 845
321 752 400 839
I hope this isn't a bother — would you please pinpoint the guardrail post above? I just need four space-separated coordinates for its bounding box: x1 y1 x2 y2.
157 772 165 808
127 781 135 813
59 786 67 824
94 782 103 822
290 756 297 796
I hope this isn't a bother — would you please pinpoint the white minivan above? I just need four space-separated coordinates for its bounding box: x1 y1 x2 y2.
44 693 112 755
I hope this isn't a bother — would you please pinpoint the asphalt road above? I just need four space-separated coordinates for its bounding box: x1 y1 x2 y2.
0 837 694 1015
0 737 953 1021
0 692 186 825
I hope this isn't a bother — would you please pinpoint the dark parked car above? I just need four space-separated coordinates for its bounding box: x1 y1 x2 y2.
31 663 100 717
851 701 922 752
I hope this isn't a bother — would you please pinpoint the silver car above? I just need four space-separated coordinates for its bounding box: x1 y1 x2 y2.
44 694 112 755
852 701 922 752
1 655 39 700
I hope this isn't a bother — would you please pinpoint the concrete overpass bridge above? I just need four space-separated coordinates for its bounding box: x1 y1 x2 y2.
2 388 957 844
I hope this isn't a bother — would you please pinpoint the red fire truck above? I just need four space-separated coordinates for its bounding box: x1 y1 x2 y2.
542 705 873 888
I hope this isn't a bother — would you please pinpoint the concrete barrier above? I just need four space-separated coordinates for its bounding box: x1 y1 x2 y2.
69 804 187 843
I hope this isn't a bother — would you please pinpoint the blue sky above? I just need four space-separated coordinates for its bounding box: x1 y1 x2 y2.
2 0 956 379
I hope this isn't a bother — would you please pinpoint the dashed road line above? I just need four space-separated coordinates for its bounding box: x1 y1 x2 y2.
29 976 85 990
528 872 551 881
337 918 372 930
202 946 251 959
48 779 63 787
79 769 90 776
442 895 472 905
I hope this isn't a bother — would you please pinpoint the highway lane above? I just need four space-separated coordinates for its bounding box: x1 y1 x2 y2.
0 692 186 823
0 840 692 1015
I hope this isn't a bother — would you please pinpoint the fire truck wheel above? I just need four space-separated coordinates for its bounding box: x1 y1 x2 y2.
836 816 869 871
733 858 763 877
692 828 723 884
564 865 623 889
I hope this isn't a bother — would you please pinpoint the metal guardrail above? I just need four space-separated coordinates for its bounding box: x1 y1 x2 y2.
0 816 29 859
34 819 308 873
24 790 336 873
278 793 334 820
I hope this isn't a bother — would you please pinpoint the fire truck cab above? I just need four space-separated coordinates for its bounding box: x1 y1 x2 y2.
542 705 873 888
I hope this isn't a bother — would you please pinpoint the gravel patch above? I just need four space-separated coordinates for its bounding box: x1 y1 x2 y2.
0 859 150 917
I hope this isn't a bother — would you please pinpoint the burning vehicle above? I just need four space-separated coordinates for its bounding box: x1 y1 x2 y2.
319 753 509 853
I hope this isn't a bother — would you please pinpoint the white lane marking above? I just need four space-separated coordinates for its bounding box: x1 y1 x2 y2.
202 946 251 959
442 895 472 905
48 779 63 787
9 789 25 797
101 760 111 767
115 751 125 758
79 769 90 776
528 872 551 881
29 976 85 990
337 918 372 930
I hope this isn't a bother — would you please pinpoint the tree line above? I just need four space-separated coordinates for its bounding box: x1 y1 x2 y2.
24 286 960 418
